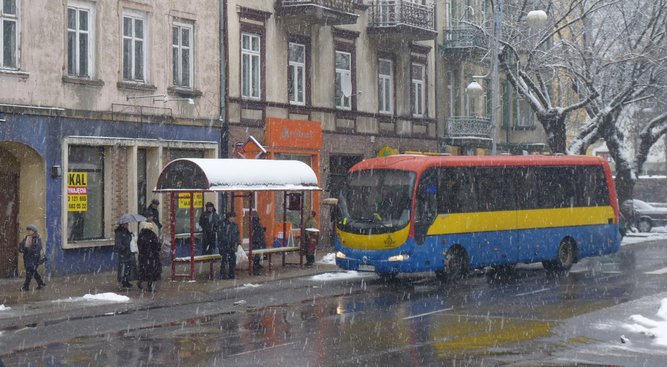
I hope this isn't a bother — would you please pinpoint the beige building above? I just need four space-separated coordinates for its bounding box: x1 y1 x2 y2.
222 1 440 244
0 0 221 276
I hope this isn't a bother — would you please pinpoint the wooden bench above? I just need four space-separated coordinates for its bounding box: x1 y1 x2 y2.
172 254 222 280
172 246 303 279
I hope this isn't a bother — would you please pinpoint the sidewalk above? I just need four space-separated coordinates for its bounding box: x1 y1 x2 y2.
0 251 339 324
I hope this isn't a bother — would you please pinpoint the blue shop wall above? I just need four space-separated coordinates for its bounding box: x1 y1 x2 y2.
2 113 221 276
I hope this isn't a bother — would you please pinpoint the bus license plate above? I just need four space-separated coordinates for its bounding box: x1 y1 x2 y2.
358 264 375 272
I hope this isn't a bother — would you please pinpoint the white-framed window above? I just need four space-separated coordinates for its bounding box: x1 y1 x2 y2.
411 62 425 117
172 21 193 88
0 0 18 69
122 10 147 82
67 1 95 78
241 32 261 99
378 58 393 114
67 145 105 242
335 50 352 110
288 42 305 105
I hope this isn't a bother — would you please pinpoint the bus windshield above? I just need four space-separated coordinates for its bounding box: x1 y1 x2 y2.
338 169 415 233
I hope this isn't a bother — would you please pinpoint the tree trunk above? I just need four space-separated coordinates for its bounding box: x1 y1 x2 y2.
537 109 568 153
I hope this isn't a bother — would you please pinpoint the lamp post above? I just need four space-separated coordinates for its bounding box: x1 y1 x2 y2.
466 4 547 155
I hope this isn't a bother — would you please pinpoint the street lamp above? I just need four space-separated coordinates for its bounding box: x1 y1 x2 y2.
466 3 548 155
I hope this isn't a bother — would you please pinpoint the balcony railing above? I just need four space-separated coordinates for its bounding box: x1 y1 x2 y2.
368 1 435 32
279 0 357 14
446 116 492 139
443 27 487 50
276 0 358 25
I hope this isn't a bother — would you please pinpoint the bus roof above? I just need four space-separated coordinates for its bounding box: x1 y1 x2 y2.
349 154 610 174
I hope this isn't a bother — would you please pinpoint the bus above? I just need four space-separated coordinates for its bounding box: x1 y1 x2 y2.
334 154 621 279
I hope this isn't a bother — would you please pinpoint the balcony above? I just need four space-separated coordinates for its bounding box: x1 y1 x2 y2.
275 0 359 26
442 27 487 58
367 1 437 42
444 116 492 147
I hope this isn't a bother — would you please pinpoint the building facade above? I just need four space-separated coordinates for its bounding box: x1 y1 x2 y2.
437 0 548 155
0 0 221 276
222 0 439 245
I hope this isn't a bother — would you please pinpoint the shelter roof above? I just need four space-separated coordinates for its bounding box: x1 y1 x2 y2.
154 158 320 192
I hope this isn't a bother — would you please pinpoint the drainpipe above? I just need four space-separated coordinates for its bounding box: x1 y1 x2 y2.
219 0 228 210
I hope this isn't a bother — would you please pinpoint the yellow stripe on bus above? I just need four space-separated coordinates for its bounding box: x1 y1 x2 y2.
428 206 615 235
337 225 410 250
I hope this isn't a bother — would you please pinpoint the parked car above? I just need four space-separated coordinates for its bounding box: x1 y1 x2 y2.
621 199 667 232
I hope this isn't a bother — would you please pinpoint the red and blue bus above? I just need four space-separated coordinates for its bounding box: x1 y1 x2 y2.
334 154 621 279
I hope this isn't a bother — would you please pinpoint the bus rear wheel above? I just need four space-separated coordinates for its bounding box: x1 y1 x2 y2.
542 239 576 272
445 247 469 281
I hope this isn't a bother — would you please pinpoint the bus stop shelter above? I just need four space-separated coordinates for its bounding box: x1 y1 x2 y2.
154 158 321 281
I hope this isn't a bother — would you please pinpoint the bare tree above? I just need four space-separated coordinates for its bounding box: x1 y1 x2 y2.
493 0 667 202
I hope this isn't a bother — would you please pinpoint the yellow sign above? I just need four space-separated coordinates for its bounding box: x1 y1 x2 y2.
377 146 399 157
67 172 88 212
178 193 203 209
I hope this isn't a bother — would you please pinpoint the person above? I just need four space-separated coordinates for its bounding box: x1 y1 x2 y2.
218 211 240 279
304 211 319 266
137 214 162 292
305 210 317 229
250 213 266 275
114 222 138 289
199 202 219 255
19 224 46 291
145 199 162 231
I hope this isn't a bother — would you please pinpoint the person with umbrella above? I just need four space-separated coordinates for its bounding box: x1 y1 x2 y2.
138 211 162 292
114 214 142 289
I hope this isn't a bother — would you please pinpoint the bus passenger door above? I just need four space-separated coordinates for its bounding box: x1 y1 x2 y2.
414 170 438 245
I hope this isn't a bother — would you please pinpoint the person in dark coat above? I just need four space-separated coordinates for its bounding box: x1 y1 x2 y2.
145 199 162 230
114 223 138 289
137 219 162 292
18 224 46 291
218 211 240 279
250 214 266 275
198 202 219 255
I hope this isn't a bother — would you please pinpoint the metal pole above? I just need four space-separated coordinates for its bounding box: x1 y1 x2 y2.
490 0 503 155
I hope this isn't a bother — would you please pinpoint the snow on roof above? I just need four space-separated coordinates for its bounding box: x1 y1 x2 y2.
155 158 320 192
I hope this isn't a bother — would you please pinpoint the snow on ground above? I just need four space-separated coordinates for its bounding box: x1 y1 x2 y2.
54 293 130 303
623 298 667 346
0 304 10 311
310 270 374 281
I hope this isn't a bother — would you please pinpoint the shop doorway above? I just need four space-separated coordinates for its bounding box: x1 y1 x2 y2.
0 173 19 277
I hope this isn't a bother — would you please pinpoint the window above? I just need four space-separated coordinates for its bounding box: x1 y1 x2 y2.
517 98 534 127
411 63 425 117
122 11 146 82
0 0 18 69
172 22 193 88
335 50 352 110
241 32 261 99
67 2 94 77
378 58 393 114
67 146 105 241
288 42 305 105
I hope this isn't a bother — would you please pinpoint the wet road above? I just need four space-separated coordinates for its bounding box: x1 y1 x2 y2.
3 240 667 367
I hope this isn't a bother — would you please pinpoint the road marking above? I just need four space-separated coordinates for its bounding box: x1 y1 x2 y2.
516 288 551 296
645 267 667 275
227 342 296 357
403 307 453 320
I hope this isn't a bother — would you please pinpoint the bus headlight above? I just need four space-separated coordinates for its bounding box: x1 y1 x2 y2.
336 251 347 259
388 254 410 262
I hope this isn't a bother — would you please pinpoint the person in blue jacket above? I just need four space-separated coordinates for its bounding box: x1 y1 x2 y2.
19 224 46 291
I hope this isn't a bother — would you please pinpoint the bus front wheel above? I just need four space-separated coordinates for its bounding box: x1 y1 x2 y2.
445 247 469 281
542 239 576 272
